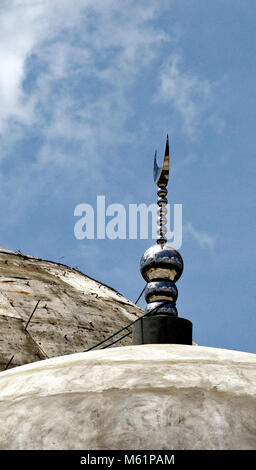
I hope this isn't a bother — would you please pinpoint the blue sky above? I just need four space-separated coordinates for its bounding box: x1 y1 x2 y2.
0 0 255 353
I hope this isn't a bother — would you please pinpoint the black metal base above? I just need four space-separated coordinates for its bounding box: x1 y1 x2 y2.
132 316 193 345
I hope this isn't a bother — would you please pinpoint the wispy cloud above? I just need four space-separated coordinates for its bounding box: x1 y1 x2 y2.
0 1 222 174
0 0 174 239
183 222 217 249
157 55 224 138
0 0 223 242
0 0 167 168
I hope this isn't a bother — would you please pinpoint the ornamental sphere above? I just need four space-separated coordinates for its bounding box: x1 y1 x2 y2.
140 244 183 283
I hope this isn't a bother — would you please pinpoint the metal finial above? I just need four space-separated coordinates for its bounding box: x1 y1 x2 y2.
132 135 193 346
153 134 169 187
154 135 170 247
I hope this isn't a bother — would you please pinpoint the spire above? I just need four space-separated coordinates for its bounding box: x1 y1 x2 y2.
132 136 193 346
154 135 170 247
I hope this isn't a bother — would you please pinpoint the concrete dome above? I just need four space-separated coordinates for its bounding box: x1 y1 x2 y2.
0 344 255 450
0 247 141 370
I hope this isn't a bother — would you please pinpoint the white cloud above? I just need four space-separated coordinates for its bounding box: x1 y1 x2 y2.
0 0 224 231
183 222 217 249
157 55 223 138
0 1 43 130
0 0 221 175
0 0 174 234
0 0 167 166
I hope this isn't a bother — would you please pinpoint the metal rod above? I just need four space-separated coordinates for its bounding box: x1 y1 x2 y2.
84 304 162 352
24 300 40 331
5 355 15 370
101 330 132 349
134 285 146 305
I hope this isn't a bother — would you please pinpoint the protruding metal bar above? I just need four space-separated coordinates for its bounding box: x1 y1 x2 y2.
5 354 15 370
24 300 40 331
134 284 146 305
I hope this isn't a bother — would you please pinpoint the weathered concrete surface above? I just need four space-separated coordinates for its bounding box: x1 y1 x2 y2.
0 248 142 370
0 344 255 450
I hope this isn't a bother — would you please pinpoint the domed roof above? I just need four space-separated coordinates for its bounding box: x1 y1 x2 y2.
1 344 256 449
0 247 142 371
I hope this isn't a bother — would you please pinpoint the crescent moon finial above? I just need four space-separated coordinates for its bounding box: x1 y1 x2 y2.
153 134 169 187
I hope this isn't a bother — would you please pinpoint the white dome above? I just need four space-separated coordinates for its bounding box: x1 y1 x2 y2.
0 344 255 450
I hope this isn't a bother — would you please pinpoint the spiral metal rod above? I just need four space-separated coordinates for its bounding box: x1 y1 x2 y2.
154 135 169 247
